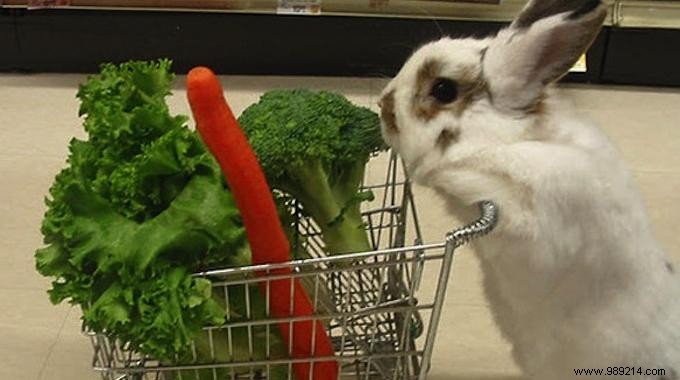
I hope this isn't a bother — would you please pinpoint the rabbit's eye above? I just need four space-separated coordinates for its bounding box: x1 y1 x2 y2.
430 78 458 104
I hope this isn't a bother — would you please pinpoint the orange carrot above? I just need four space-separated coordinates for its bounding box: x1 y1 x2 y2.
187 67 338 380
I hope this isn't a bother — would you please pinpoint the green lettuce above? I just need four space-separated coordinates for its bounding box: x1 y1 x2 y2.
35 60 254 361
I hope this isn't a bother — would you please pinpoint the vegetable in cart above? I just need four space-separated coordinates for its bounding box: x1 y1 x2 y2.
34 60 286 370
187 66 338 380
238 89 387 255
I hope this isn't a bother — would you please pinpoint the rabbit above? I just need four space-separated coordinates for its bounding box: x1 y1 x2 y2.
378 0 680 379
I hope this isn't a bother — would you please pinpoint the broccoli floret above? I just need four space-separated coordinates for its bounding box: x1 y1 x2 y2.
238 89 386 255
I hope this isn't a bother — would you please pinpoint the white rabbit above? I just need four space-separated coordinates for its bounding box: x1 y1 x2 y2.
379 0 680 379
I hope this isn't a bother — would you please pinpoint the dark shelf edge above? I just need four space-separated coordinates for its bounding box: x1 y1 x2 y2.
1 8 679 87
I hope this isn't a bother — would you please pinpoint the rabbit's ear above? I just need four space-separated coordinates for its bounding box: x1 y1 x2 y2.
483 0 607 111
511 0 604 30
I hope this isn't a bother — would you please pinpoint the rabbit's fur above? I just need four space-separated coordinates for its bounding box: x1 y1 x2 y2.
379 0 679 378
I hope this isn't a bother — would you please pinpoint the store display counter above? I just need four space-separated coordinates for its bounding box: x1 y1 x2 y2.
1 1 679 86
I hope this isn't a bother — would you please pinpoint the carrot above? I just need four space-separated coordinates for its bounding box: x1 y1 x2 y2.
187 67 338 380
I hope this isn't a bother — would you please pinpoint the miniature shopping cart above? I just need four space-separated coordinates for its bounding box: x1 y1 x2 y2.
88 153 498 380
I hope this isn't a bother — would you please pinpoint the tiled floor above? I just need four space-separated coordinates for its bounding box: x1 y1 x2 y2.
1 73 679 380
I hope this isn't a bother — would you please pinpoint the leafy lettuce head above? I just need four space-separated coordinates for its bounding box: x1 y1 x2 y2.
36 60 248 359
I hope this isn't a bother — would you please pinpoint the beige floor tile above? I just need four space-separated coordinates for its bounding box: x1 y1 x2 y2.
39 336 98 380
633 170 680 262
560 85 680 172
0 231 50 290
59 304 85 332
0 325 59 380
39 309 97 380
428 304 521 378
0 288 70 331
446 250 488 307
0 75 86 158
0 73 84 89
0 155 65 290
562 84 680 115
0 155 64 232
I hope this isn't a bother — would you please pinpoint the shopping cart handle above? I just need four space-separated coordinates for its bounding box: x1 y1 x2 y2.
447 201 499 248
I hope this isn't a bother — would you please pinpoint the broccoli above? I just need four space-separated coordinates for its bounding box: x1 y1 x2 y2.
238 89 387 255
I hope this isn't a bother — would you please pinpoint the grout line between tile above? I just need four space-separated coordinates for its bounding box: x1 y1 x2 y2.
36 306 73 380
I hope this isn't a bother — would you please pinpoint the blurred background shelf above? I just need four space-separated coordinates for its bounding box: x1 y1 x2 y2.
615 1 680 29
3 0 679 28
1 0 679 86
2 1 526 21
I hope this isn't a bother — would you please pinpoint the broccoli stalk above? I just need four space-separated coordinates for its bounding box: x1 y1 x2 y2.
287 158 371 254
238 89 386 255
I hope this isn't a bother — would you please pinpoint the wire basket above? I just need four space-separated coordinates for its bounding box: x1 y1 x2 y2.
88 153 498 380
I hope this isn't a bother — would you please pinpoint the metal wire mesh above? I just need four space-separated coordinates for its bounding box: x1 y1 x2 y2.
88 153 497 380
